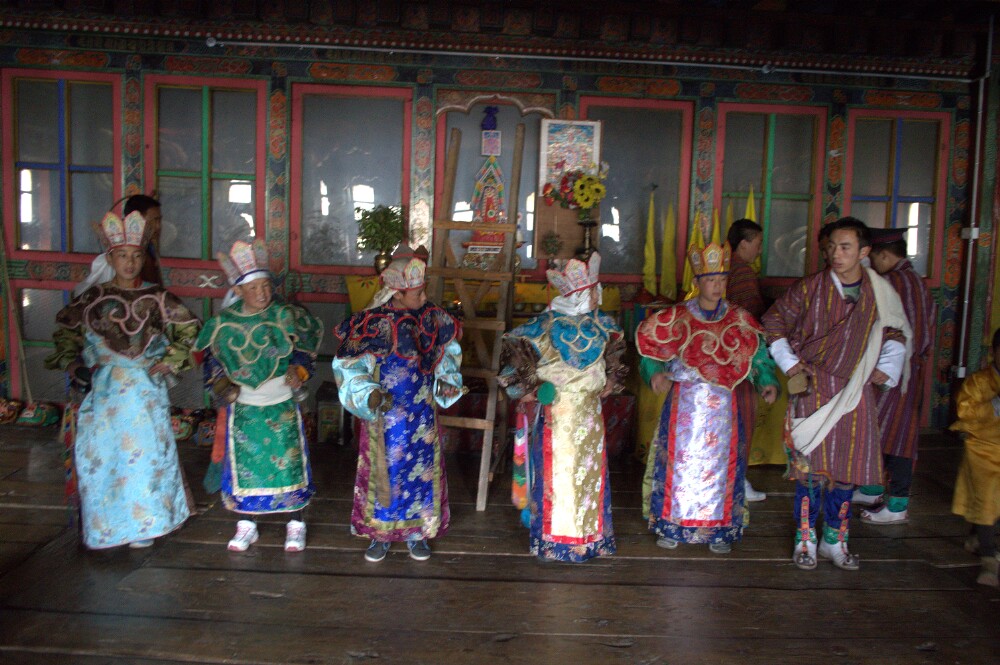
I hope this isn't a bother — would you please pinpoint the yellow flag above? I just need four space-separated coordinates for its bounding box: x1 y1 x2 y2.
659 204 676 300
681 212 704 298
711 208 721 244
643 191 657 295
745 184 757 222
725 199 734 234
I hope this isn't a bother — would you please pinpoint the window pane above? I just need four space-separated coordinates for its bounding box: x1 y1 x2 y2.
16 80 59 163
765 199 810 277
212 179 256 255
23 345 70 403
69 82 113 167
70 171 113 253
158 176 202 259
18 168 61 251
851 119 892 196
158 87 202 172
212 90 256 175
897 201 932 276
445 104 543 269
589 106 684 274
299 301 348 356
850 200 888 229
899 120 939 197
300 94 405 265
20 289 67 342
722 114 766 193
772 115 815 195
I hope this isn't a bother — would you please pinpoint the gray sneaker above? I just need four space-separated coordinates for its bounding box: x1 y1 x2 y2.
407 539 432 561
364 539 391 562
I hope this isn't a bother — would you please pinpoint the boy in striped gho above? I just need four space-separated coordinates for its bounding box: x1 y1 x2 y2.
762 217 912 571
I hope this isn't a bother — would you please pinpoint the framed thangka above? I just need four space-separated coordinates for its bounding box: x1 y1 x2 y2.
538 119 602 192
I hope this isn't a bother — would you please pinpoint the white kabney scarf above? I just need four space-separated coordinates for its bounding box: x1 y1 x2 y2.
790 268 913 456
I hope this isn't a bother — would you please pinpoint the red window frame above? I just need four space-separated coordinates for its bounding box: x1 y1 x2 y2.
142 74 268 271
579 97 695 286
289 83 413 276
714 102 828 284
1 69 123 264
843 108 950 288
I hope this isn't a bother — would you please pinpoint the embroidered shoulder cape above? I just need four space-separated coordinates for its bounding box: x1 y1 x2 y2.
505 310 622 371
334 302 460 374
635 301 762 391
195 301 323 389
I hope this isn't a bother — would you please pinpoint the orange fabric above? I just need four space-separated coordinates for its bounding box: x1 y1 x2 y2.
210 408 227 464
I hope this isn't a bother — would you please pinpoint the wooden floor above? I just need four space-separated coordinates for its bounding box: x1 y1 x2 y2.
1 424 997 665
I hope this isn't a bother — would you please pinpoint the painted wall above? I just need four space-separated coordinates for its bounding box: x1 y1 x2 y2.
0 24 989 427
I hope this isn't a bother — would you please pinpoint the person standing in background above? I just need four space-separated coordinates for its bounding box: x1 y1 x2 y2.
856 229 936 524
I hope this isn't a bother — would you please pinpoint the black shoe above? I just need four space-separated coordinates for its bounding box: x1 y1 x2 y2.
364 539 391 562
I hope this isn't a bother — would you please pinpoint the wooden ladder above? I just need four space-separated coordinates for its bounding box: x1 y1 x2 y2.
427 124 524 511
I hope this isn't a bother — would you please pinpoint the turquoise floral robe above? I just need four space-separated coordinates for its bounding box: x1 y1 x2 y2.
46 283 200 549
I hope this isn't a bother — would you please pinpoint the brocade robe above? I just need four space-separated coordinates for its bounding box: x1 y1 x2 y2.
333 302 462 542
46 283 200 549
875 259 936 459
195 300 323 514
636 300 778 545
499 309 626 562
762 269 905 486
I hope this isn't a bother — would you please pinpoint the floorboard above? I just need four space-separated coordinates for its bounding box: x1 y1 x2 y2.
1 424 997 665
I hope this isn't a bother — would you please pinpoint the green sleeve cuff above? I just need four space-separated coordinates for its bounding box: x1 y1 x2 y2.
750 334 779 391
640 356 666 386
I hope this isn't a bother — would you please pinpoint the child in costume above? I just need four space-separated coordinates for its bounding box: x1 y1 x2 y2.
194 239 323 552
46 211 200 549
951 328 1000 587
636 242 779 555
498 251 626 562
333 250 463 562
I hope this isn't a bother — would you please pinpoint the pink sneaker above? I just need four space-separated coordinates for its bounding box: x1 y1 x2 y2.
285 520 306 552
228 520 259 552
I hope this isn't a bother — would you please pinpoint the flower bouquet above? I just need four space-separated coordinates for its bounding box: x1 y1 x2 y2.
542 162 609 222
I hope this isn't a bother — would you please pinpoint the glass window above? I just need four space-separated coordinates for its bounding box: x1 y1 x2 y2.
587 105 685 275
720 109 821 277
444 104 542 269
18 288 72 403
154 84 259 260
11 78 115 253
298 92 407 266
849 115 942 277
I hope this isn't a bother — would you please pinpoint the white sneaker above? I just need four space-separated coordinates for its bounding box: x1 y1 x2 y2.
851 489 881 507
744 479 766 502
818 539 860 570
284 520 306 552
860 505 909 525
793 537 817 570
227 520 259 552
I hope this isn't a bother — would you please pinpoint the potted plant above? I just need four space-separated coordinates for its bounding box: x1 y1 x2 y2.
355 204 405 273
